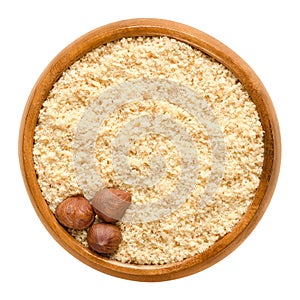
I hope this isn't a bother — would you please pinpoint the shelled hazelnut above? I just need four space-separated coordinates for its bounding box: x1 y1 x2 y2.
92 188 131 223
55 196 94 230
87 223 122 254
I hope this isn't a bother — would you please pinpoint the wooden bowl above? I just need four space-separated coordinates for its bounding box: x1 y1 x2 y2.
19 18 281 281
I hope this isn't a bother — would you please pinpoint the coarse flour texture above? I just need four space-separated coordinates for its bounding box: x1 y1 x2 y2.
33 37 264 264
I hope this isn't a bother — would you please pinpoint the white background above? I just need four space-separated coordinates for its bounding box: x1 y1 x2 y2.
1 0 299 299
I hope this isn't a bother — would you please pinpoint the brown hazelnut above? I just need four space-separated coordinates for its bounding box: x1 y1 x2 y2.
92 188 131 223
55 196 94 230
87 223 122 254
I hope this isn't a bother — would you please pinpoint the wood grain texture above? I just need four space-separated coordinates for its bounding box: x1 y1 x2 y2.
19 18 281 281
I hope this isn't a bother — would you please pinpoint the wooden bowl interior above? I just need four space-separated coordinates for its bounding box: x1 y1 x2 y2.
19 19 281 281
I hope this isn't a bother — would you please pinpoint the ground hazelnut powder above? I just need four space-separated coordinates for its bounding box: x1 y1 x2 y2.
33 36 264 265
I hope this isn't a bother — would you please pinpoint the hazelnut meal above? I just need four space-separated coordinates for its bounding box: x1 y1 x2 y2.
33 36 264 265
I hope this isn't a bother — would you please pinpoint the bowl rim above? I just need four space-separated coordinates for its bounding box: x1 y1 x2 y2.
19 18 281 281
